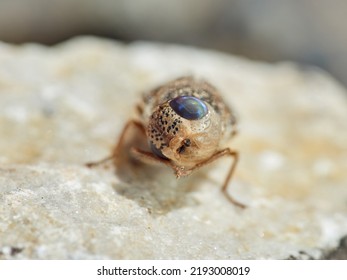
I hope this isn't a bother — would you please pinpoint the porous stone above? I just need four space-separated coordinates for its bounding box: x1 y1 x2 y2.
0 37 346 259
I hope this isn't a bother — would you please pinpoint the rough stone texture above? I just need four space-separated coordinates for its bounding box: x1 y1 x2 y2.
0 37 347 259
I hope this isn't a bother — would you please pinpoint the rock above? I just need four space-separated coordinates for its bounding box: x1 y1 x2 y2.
0 37 347 259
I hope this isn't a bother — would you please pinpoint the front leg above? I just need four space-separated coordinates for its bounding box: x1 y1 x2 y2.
133 147 245 208
131 148 195 178
86 119 146 168
131 147 177 170
180 148 245 208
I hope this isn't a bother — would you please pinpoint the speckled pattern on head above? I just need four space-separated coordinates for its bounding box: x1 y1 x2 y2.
139 76 237 140
147 103 184 156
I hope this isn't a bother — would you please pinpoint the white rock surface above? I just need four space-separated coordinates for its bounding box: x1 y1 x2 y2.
0 37 347 259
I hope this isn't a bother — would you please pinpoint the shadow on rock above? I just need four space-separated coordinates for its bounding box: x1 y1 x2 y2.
112 158 206 215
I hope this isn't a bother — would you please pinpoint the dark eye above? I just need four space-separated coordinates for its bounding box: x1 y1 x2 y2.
149 141 168 159
169 96 208 120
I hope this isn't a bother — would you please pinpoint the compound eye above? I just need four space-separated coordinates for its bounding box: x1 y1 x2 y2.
149 141 168 159
169 96 208 120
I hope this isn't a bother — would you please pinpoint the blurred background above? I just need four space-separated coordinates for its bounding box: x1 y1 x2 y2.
0 0 346 86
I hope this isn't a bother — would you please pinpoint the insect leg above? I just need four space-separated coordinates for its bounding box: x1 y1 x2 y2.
85 154 114 168
131 147 174 168
185 148 245 208
86 120 146 168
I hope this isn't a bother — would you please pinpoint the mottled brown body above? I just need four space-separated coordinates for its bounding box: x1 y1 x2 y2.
87 77 244 207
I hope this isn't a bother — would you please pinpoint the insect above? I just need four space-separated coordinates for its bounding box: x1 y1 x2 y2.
87 77 245 208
